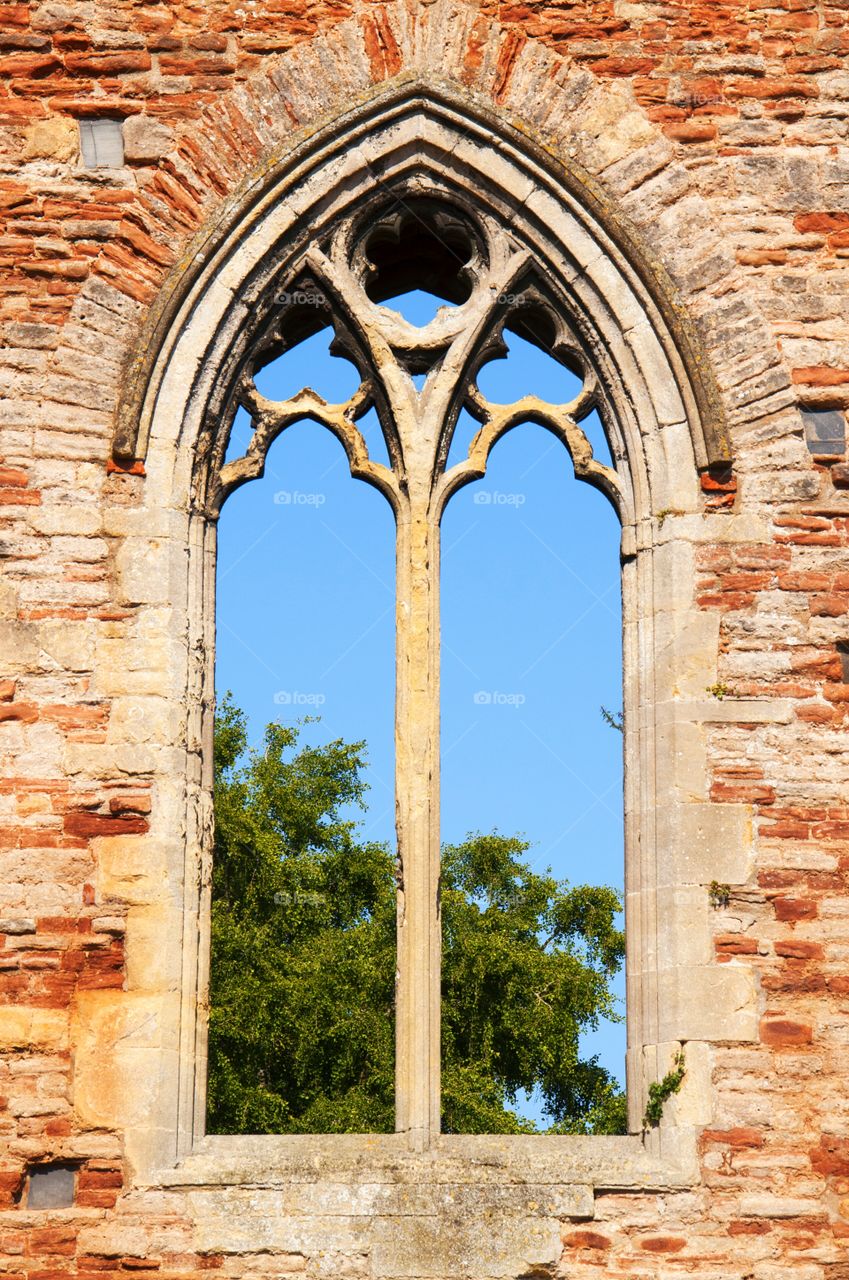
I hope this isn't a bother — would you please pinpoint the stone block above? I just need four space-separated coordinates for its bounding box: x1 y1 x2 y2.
658 698 795 726
0 620 39 674
63 742 157 777
654 714 707 800
98 835 170 907
189 1187 568 1277
370 1212 563 1277
656 802 753 887
659 965 758 1042
72 993 170 1131
123 114 174 162
660 1039 713 1127
30 504 103 537
740 1194 825 1218
23 117 78 162
125 904 183 989
651 610 721 702
656 885 712 966
114 540 171 606
0 917 36 933
77 1219 182 1259
0 1007 69 1050
39 619 96 674
108 696 178 747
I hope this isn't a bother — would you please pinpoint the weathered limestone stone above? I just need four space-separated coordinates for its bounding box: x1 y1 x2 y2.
0 918 36 934
740 1194 826 1218
656 803 754 886
0 1008 69 1051
660 1040 713 1128
71 993 172 1130
661 966 759 1043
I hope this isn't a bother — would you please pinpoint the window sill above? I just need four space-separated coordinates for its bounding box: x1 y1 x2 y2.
146 1130 697 1194
133 1132 699 1269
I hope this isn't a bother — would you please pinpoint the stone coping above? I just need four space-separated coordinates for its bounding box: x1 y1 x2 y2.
147 1132 697 1192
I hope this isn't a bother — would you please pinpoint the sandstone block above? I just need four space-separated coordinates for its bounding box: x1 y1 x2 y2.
123 114 175 162
0 1007 68 1050
72 992 170 1130
740 1194 824 1217
22 117 78 162
660 965 759 1042
656 803 753 887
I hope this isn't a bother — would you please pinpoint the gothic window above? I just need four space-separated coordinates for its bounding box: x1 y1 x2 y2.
201 195 623 1144
118 90 731 1172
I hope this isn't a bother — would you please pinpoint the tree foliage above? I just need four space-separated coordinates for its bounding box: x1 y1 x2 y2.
207 696 627 1135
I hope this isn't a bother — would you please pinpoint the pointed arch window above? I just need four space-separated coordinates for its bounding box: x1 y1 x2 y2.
201 194 623 1145
115 89 738 1178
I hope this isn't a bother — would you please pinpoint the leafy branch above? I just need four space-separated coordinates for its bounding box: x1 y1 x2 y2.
600 706 624 733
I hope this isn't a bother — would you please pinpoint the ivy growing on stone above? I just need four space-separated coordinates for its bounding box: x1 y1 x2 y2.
642 1050 686 1130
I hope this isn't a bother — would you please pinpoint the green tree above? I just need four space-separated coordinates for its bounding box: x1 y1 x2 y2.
207 695 626 1135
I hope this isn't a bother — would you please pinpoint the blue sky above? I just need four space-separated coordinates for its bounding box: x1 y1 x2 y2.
216 292 625 1122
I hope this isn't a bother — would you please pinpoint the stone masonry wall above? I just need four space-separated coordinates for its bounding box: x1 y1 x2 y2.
2 1 849 1278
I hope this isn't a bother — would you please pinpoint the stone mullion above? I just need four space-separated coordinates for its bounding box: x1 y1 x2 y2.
393 496 442 1148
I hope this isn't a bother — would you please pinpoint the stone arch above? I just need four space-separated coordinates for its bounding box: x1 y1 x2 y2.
114 79 730 496
49 2 796 507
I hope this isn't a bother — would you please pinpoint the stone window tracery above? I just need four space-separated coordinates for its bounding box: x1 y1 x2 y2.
203 191 622 1145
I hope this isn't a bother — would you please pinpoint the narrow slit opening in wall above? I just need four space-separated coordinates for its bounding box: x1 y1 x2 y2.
209 329 397 1135
802 407 846 457
440 333 625 1136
